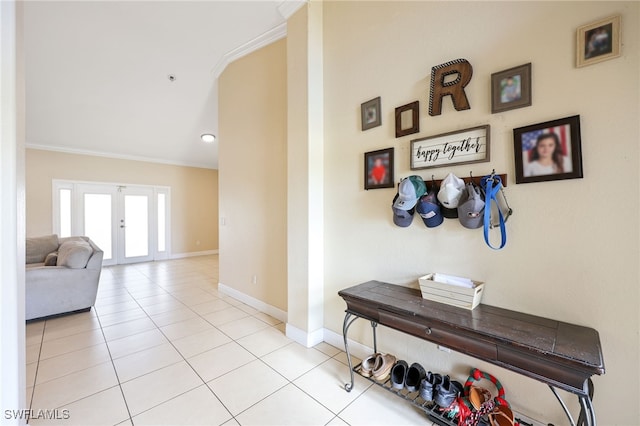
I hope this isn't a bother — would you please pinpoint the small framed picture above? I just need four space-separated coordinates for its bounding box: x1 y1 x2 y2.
576 15 621 68
491 63 532 114
513 115 583 184
395 101 419 138
364 147 394 190
361 97 382 131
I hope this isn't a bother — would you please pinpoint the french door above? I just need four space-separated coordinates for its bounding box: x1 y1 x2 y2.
53 181 170 265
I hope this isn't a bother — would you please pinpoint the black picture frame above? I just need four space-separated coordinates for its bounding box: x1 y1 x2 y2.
364 147 394 190
491 63 532 114
361 97 382 131
513 115 583 184
395 101 419 138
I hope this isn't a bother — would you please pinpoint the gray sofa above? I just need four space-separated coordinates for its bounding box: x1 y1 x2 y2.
26 234 103 321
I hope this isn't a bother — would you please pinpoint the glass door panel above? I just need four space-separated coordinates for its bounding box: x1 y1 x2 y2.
84 193 113 261
124 195 149 258
118 187 154 264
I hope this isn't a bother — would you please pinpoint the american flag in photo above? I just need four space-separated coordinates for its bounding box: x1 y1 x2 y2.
522 125 570 161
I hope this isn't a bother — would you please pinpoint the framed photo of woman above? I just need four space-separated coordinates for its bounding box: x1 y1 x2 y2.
513 115 583 184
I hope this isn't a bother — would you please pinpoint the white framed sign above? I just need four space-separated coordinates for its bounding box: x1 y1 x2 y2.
410 125 490 170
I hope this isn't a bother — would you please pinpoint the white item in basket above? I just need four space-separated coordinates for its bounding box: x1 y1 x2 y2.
432 273 474 288
419 274 484 310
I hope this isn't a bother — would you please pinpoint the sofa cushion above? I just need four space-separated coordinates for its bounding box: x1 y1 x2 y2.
44 252 58 266
57 240 93 269
26 235 59 264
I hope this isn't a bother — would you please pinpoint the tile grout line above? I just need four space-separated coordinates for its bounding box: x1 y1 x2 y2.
29 257 365 426
118 265 237 424
94 277 136 426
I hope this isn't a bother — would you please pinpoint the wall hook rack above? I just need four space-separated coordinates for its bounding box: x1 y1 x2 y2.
420 172 508 189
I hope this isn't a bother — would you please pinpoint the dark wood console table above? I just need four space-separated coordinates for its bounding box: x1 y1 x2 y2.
339 281 605 426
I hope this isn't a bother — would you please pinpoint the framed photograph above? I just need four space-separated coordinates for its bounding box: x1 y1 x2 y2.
513 115 583 184
491 63 532 114
576 15 621 67
395 101 419 138
364 148 394 190
410 125 490 170
361 97 382 131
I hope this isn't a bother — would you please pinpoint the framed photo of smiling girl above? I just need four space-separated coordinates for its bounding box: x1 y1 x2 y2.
513 115 583 184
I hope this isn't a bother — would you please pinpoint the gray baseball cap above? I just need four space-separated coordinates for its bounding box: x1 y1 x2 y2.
457 183 485 229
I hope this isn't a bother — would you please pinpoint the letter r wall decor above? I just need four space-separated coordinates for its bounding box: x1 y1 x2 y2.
429 59 473 116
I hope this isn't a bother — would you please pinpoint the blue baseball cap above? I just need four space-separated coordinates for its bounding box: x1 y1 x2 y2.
416 191 444 228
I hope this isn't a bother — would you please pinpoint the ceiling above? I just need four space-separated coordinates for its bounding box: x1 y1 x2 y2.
23 1 303 169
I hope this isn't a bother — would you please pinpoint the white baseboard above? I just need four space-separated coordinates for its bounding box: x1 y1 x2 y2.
217 282 287 323
285 323 324 348
323 327 373 360
170 249 219 259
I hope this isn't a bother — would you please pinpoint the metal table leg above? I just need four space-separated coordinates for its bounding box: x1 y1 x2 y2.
342 312 380 392
343 312 359 392
577 379 596 426
371 320 378 353
549 379 596 426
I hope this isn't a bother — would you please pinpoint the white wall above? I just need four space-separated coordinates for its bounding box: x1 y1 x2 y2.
322 1 638 424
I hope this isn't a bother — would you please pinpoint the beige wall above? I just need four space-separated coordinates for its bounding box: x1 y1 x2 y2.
218 39 288 311
322 1 638 424
26 148 218 255
216 1 638 422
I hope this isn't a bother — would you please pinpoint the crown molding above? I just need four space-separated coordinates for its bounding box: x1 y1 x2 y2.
277 0 307 20
211 1 307 79
212 22 287 79
26 143 218 170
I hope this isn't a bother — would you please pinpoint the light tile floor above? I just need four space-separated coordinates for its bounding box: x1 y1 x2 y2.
25 255 433 426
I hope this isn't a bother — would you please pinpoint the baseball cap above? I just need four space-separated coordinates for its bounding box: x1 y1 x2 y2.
416 190 444 228
437 173 465 218
393 176 426 211
392 193 415 227
457 183 485 229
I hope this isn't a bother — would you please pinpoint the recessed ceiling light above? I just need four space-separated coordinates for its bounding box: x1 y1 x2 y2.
201 134 216 143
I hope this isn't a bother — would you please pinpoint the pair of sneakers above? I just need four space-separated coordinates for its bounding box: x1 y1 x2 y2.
419 372 463 408
360 353 396 381
390 360 426 392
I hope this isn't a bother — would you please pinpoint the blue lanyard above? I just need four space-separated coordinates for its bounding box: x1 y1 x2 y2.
482 175 506 250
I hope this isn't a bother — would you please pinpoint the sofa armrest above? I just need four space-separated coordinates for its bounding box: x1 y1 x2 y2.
85 241 104 270
58 236 104 270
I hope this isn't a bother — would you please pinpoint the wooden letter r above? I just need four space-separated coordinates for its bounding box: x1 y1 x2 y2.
429 59 473 116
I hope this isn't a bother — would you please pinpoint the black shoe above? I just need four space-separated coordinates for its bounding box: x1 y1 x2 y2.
390 360 408 389
405 362 426 392
434 375 463 407
419 371 442 401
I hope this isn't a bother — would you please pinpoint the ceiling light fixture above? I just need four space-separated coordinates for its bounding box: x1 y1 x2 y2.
201 134 216 143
